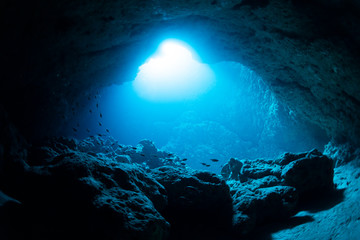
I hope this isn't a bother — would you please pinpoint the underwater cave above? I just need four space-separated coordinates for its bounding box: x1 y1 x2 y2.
1 0 360 239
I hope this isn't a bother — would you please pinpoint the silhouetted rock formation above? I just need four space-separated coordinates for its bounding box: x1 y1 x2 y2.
0 137 338 239
222 149 334 234
152 166 233 239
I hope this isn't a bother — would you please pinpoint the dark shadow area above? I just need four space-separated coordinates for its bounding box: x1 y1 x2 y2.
0 201 25 240
245 215 315 240
298 188 345 213
169 215 315 240
169 228 234 240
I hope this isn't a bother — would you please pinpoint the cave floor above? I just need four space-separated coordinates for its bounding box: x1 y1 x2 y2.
249 163 360 240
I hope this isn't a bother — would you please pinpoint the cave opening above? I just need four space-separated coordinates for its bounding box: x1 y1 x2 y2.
64 40 329 173
3 1 360 239
133 39 215 102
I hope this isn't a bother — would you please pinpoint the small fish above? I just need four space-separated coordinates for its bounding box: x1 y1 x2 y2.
96 103 99 108
98 133 103 137
86 128 90 133
140 154 145 156
166 158 173 162
106 129 110 133
182 158 188 161
119 145 123 148
168 153 174 156
89 109 92 113
132 147 137 150
152 155 158 157
201 162 210 167
100 113 103 118
210 159 219 162
180 162 186 165
72 127 77 132
98 122 102 126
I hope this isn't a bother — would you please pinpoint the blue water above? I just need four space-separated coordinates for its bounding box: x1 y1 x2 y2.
64 61 329 173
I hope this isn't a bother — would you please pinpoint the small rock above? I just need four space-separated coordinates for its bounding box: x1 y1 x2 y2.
221 158 243 181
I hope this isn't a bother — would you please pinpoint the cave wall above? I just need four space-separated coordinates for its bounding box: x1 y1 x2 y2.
1 0 360 145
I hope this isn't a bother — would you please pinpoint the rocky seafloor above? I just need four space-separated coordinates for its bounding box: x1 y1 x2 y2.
0 135 358 240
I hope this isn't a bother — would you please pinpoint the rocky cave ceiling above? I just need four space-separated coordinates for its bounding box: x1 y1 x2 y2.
1 0 360 145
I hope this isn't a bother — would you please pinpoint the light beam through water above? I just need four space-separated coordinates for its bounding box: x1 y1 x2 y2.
132 39 215 102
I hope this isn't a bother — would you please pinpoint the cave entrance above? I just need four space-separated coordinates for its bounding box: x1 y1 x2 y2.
69 41 329 173
132 39 215 102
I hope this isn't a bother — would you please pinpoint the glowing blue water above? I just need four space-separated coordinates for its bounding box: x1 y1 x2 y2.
64 40 328 173
132 39 215 102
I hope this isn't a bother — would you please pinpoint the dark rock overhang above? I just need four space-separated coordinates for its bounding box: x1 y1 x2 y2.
1 0 360 144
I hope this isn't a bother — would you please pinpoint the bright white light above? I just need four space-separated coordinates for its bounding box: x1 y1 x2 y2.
132 39 215 101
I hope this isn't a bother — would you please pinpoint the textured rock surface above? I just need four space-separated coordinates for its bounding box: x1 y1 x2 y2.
1 0 360 146
222 149 334 195
281 149 334 194
0 137 235 239
35 136 184 169
324 141 360 167
0 136 354 240
232 185 298 234
222 149 335 234
151 166 233 238
1 137 171 240
259 163 360 240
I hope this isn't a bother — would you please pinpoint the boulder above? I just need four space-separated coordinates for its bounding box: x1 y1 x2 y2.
151 166 233 237
221 158 243 181
230 182 298 234
234 186 298 222
281 149 334 194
